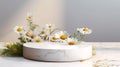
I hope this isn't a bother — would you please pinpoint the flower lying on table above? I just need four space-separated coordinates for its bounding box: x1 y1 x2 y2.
0 13 93 56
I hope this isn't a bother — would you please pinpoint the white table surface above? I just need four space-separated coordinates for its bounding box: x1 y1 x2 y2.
0 42 120 67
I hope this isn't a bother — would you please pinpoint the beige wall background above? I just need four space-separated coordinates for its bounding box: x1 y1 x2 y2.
0 0 120 42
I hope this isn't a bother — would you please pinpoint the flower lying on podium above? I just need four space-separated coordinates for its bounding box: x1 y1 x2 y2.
0 13 93 56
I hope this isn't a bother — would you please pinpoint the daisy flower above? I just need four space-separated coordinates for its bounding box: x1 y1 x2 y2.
14 26 24 34
27 12 33 20
25 31 31 37
32 36 42 43
66 38 78 45
25 31 36 39
29 28 41 39
22 31 32 39
40 30 48 37
49 35 58 42
46 24 55 30
77 27 92 35
30 34 36 39
54 31 68 40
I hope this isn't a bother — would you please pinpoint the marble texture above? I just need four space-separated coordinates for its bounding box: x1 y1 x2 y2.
23 42 92 61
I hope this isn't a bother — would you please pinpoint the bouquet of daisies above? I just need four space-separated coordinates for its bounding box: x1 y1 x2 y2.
0 13 92 56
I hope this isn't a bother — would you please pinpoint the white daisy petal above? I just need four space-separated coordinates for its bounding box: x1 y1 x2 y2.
27 12 33 19
77 27 92 35
22 31 32 39
39 29 50 37
32 36 42 43
66 38 78 45
49 35 58 42
45 24 55 29
14 26 24 34
54 31 68 41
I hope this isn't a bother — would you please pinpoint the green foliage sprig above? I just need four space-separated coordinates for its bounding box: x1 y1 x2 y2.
0 43 23 56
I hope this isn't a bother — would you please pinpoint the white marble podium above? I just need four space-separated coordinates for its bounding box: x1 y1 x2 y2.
23 42 92 61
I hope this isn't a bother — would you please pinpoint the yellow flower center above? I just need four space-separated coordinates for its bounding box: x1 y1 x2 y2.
28 16 32 19
17 27 22 32
41 31 45 34
60 35 67 40
48 26 52 28
83 27 89 32
52 37 57 41
31 35 35 39
35 39 41 42
68 41 75 45
26 32 31 37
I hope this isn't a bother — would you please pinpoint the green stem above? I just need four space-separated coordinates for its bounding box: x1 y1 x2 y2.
80 34 85 41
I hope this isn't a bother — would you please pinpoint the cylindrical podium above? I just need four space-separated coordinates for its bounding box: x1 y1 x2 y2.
23 42 92 61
